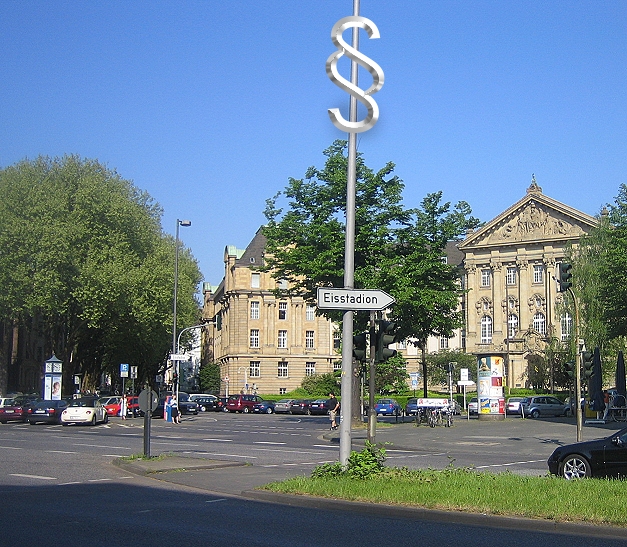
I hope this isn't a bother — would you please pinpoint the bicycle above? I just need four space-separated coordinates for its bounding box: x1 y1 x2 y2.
444 407 453 427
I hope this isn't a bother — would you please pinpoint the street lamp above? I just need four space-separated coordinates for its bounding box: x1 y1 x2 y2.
175 323 205 402
172 219 191 394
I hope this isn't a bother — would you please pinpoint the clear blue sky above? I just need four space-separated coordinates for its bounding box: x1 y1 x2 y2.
1 1 625 286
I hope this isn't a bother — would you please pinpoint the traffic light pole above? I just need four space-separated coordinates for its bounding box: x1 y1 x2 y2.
368 311 377 444
569 287 583 442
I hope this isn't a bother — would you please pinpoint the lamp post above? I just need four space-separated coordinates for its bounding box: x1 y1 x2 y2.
172 219 191 394
175 324 204 402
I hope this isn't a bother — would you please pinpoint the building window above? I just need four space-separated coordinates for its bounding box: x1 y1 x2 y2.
278 301 287 320
306 304 315 321
305 330 315 349
250 301 260 320
481 269 491 287
506 267 517 285
333 361 342 372
561 313 573 341
278 361 288 377
440 256 448 264
279 388 286 395
533 264 543 284
249 361 260 378
397 339 407 349
508 314 518 339
533 312 546 336
250 329 260 348
480 316 493 344
440 336 449 349
306 362 316 376
278 279 288 290
333 330 341 350
251 272 260 288
278 330 288 348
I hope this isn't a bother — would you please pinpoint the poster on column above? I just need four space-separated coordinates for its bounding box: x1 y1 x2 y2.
478 355 504 414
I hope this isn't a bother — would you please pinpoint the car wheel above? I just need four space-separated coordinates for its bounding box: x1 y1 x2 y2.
103 413 109 424
531 409 540 419
200 406 206 412
560 454 591 479
564 408 572 417
307 409 311 415
266 407 273 414
91 414 97 426
223 407 229 412
243 407 250 413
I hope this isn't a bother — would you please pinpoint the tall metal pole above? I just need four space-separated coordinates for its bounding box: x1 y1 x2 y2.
172 219 191 400
339 0 361 467
569 287 583 442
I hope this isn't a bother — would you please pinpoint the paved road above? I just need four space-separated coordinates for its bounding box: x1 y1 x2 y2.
1 413 627 545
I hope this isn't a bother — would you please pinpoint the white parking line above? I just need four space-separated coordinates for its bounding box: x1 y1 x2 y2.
0 446 22 450
253 441 286 445
475 459 545 469
202 438 233 442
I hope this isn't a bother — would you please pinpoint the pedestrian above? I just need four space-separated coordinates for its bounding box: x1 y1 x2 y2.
120 394 128 420
170 395 180 424
328 392 339 430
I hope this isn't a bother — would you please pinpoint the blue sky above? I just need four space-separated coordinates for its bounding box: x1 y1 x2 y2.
1 1 625 286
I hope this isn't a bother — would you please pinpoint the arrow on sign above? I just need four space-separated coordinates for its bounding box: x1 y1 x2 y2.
316 287 395 311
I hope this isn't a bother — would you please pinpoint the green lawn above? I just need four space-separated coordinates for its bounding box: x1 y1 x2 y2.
262 467 627 526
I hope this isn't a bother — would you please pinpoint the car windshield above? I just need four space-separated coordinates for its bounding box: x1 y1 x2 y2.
69 399 97 407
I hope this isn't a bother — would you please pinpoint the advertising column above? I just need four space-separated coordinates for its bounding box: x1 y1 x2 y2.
477 355 505 421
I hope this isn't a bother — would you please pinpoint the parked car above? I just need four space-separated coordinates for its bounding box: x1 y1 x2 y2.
374 398 402 416
194 396 219 412
178 398 199 415
226 394 266 413
217 397 229 412
61 397 108 425
0 398 30 423
548 427 627 479
27 399 69 425
468 397 478 415
309 399 332 415
252 400 275 414
100 396 122 417
506 397 525 414
274 399 295 413
404 398 419 416
520 396 570 418
289 399 313 415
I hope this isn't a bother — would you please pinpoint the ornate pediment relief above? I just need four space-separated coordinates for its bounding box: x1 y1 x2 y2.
469 201 588 247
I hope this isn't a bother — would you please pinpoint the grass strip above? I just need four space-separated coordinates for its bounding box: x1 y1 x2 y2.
262 467 627 526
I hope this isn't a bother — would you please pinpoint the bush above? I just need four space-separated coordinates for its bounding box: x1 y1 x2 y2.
311 442 387 479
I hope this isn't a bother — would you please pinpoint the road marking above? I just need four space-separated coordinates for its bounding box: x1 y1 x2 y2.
46 450 78 454
205 498 227 503
10 473 56 480
475 459 545 469
0 446 22 450
88 478 114 482
202 438 233 442
74 443 131 449
253 441 286 445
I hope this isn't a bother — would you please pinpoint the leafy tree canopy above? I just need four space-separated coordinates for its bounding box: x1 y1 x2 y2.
0 156 202 392
263 141 480 346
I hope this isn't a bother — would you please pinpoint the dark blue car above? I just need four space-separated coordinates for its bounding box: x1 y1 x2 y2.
252 400 276 414
374 398 402 416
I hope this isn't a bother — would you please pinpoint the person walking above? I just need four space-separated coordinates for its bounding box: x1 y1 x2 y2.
328 392 339 430
120 394 128 420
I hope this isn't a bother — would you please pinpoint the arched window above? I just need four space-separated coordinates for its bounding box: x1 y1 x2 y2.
480 316 493 343
561 313 573 341
533 312 546 336
508 314 518 339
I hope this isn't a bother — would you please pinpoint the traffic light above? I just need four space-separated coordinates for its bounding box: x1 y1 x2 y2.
375 321 398 362
564 360 575 379
558 262 573 292
353 332 368 362
582 351 594 379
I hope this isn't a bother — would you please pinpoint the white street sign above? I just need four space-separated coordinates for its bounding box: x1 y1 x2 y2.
169 354 187 361
316 287 395 311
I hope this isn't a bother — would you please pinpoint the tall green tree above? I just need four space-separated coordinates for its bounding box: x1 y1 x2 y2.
263 141 479 397
0 156 202 394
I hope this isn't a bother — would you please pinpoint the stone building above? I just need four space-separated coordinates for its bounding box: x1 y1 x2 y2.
202 228 339 396
459 180 597 388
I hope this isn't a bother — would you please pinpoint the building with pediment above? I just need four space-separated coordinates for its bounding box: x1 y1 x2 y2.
459 179 597 388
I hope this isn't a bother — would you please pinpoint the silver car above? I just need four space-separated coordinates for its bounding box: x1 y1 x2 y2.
274 399 294 413
520 396 570 418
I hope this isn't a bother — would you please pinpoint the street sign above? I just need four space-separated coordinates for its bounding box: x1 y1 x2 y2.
169 354 187 361
120 363 129 378
139 389 158 412
316 287 395 311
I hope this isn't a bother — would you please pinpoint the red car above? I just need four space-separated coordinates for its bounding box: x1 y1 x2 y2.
0 398 29 423
226 394 266 413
